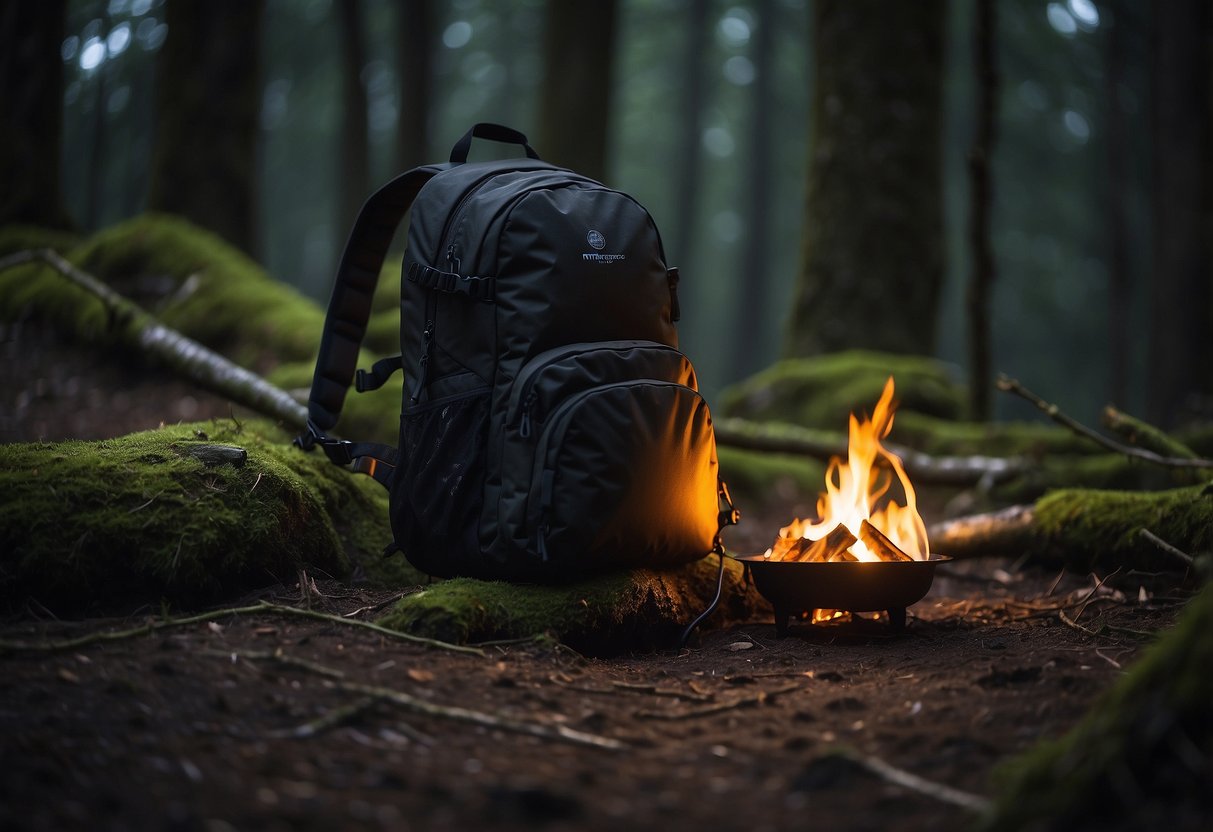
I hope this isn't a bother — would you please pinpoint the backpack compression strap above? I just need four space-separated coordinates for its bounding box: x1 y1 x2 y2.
294 165 441 486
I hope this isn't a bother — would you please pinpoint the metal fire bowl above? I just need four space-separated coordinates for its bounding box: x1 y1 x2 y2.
734 553 952 636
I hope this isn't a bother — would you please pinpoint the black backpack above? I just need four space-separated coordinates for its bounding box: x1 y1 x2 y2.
296 124 738 581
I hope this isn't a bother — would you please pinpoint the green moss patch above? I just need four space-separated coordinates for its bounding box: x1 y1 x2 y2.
377 556 767 653
981 587 1213 831
719 351 965 430
1031 483 1213 573
0 419 421 613
718 446 825 514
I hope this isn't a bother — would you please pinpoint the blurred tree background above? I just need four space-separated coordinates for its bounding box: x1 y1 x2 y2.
20 0 1213 426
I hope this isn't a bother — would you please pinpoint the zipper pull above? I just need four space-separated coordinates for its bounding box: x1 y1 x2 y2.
409 320 436 404
519 391 537 438
446 245 459 272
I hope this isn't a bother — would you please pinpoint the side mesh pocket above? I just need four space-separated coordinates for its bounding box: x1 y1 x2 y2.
390 389 490 577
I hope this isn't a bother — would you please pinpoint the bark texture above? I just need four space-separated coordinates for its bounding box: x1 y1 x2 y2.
784 0 946 358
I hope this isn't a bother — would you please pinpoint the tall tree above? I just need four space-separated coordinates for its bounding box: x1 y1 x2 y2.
669 0 710 286
336 0 370 231
732 0 776 378
147 0 265 255
966 0 998 420
537 0 618 182
784 0 946 358
1102 0 1133 409
395 0 434 169
1147 0 1212 427
0 1 69 228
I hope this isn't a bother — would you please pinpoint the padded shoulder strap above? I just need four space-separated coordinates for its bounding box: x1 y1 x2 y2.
304 165 440 433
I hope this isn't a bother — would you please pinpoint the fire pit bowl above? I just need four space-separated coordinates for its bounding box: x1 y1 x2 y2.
734 553 952 635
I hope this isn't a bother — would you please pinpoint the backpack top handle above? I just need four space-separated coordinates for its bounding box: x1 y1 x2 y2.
449 122 541 164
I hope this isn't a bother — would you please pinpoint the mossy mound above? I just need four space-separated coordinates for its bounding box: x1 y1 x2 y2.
717 446 826 515
718 350 965 430
1031 482 1213 573
892 411 1095 458
981 587 1212 831
377 556 767 653
0 224 82 257
0 419 422 613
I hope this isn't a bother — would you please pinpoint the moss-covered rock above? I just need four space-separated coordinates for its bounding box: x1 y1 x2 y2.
981 587 1212 831
719 351 965 430
0 418 423 613
376 555 767 653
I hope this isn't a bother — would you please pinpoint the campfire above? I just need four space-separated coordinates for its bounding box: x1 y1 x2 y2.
764 376 928 566
739 377 946 632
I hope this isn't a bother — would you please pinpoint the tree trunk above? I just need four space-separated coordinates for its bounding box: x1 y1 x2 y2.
148 0 265 256
733 0 776 379
669 0 710 316
1103 0 1132 409
0 1 69 228
337 0 370 231
1147 0 1212 427
395 0 434 169
537 0 619 183
966 0 997 420
784 0 946 358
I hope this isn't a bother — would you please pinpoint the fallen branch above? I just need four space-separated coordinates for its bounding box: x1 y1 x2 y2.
274 697 377 739
0 600 483 657
713 417 1028 486
1136 529 1195 568
0 248 308 430
843 751 992 813
927 505 1036 560
634 683 802 720
333 679 626 750
1101 406 1201 461
997 375 1213 470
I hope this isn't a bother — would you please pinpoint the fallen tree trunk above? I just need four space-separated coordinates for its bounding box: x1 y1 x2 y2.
713 416 1029 486
0 248 309 430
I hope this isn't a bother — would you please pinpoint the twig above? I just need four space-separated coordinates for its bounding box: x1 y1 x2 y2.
0 601 484 657
219 648 347 679
342 591 414 619
635 683 801 720
547 675 712 701
332 680 625 750
844 751 992 813
996 375 1213 469
1136 529 1196 568
274 697 377 739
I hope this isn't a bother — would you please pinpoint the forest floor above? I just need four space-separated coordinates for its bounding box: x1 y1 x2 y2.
0 325 1196 831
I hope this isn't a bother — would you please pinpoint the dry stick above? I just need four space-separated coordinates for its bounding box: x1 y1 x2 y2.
844 752 992 813
275 697 378 739
332 680 626 750
996 375 1213 469
0 248 309 430
219 648 348 679
1137 529 1196 568
634 683 802 721
0 601 484 657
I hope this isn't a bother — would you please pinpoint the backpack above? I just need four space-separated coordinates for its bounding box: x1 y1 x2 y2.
296 123 738 581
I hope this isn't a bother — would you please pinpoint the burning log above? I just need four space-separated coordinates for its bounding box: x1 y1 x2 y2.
781 525 858 563
858 519 915 562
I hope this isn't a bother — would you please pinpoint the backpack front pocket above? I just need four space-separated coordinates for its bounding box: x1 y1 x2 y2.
525 380 719 573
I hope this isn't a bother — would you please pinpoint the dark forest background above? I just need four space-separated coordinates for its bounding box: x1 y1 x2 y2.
4 0 1210 428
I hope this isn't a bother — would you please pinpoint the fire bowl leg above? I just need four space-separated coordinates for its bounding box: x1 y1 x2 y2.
887 607 907 631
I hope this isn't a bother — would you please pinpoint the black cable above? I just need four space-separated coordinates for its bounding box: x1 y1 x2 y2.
678 549 727 649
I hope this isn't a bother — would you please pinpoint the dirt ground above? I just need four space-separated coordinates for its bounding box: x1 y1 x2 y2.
0 324 1198 831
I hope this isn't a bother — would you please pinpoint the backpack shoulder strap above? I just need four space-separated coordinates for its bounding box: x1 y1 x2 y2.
295 165 441 466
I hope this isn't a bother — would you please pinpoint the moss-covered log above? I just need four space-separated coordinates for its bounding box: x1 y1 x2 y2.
980 587 1213 831
0 419 422 613
930 483 1213 573
376 555 766 653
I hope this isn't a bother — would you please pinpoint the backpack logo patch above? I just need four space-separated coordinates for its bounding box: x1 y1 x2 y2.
582 229 626 263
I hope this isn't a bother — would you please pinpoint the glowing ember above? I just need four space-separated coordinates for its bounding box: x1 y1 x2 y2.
765 377 929 564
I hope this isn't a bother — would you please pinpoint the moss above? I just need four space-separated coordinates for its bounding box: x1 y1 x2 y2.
892 411 1096 458
376 556 767 653
1030 482 1213 573
981 587 1213 831
718 446 826 514
719 351 965 430
0 418 422 613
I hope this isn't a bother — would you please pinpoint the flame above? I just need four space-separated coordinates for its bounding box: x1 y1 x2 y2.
773 377 929 562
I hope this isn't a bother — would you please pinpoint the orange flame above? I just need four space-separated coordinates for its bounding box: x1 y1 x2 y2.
773 377 929 562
